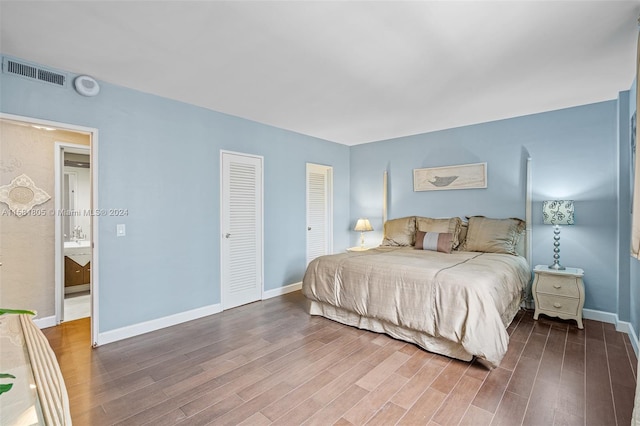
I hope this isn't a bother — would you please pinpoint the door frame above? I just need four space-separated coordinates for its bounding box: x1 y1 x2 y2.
55 142 91 324
219 149 264 310
1 113 100 346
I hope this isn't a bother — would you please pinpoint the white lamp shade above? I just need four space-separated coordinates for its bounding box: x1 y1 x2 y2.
354 218 373 232
543 200 575 225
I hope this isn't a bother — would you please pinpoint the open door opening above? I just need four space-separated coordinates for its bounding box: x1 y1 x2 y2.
57 145 92 323
0 113 99 347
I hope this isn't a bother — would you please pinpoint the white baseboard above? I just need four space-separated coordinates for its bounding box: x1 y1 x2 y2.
621 322 639 357
263 281 302 299
583 308 639 356
33 315 57 329
96 303 222 346
582 308 618 325
96 283 302 346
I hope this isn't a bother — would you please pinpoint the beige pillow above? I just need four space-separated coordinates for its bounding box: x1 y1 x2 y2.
462 216 525 255
416 216 463 249
515 229 526 257
381 216 416 246
457 221 468 249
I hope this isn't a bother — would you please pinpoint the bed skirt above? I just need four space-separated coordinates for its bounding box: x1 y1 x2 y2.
308 299 475 363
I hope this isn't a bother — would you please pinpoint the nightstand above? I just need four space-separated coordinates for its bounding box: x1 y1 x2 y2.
532 265 585 329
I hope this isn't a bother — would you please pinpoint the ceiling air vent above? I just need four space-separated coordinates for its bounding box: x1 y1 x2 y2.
2 57 67 87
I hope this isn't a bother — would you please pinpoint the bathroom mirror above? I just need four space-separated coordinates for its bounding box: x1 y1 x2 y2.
63 153 90 242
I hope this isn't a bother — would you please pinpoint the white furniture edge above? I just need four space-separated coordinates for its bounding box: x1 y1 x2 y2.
19 314 72 425
383 170 388 224
533 265 584 275
525 156 532 267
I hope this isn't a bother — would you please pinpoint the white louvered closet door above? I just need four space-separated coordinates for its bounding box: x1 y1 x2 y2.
221 151 263 310
306 163 333 264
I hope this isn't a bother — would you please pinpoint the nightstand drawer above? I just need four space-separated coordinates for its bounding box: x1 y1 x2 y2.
535 275 581 298
533 265 584 328
536 294 581 316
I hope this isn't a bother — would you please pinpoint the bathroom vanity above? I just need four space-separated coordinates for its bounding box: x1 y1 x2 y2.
63 241 91 293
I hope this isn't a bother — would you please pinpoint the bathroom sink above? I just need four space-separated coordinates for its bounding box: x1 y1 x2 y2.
64 240 91 249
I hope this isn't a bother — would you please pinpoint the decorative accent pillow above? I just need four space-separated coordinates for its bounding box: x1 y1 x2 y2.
415 216 462 250
381 216 416 246
461 216 525 255
415 231 453 253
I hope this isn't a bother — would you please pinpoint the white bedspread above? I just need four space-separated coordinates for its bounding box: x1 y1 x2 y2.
302 246 530 367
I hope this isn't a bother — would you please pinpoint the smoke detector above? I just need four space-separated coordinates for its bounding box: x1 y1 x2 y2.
74 75 100 97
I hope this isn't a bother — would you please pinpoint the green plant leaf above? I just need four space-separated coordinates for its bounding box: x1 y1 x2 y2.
0 383 13 395
0 374 16 379
0 308 35 316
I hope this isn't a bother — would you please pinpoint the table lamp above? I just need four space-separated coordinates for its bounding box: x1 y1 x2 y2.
354 218 373 249
542 200 574 270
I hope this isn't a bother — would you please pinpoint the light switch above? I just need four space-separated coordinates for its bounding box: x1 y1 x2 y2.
116 224 126 237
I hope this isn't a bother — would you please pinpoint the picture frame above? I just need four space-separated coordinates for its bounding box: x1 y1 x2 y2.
413 162 487 192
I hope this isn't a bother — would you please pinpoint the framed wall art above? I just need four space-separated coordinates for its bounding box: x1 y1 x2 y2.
413 162 487 192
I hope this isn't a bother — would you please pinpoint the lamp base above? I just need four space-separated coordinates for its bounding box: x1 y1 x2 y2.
548 225 565 270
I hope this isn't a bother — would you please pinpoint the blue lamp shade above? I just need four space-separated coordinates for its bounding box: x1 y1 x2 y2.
542 200 575 226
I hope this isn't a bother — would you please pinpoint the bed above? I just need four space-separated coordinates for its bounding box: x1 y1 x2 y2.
302 215 531 368
0 312 71 425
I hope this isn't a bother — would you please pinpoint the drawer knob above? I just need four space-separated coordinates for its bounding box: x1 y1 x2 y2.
553 302 562 308
553 284 562 289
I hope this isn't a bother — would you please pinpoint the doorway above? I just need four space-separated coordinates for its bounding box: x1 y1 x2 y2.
0 113 99 345
57 145 92 322
306 163 333 264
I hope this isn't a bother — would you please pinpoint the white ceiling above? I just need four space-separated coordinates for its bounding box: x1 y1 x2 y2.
1 1 639 145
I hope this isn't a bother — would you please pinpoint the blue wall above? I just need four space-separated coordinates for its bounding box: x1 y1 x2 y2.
2 55 636 342
0 58 350 332
350 101 620 314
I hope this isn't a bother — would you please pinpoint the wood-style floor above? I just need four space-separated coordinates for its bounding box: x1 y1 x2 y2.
43 291 637 426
